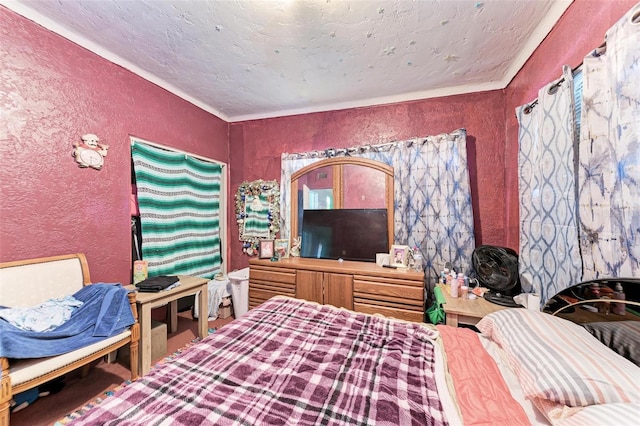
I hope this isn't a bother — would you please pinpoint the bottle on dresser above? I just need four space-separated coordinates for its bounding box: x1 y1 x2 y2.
612 282 626 316
458 273 467 298
442 268 449 285
412 247 423 272
450 269 459 298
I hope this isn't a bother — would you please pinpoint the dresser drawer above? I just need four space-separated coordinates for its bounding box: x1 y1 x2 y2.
250 266 296 285
249 288 294 309
249 264 296 309
353 279 423 306
354 301 423 322
354 275 423 287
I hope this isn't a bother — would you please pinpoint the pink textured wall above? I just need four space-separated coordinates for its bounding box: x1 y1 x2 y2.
229 91 506 270
0 7 229 284
503 0 638 249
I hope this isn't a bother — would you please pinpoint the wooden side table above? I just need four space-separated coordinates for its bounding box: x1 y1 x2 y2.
437 284 509 327
128 275 209 375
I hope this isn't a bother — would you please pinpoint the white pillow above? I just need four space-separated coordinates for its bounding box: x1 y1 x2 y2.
477 309 640 407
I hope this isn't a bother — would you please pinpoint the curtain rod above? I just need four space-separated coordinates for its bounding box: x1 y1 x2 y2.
282 128 466 160
523 41 606 114
129 135 226 166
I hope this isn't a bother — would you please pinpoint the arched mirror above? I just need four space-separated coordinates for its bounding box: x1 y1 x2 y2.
290 158 394 248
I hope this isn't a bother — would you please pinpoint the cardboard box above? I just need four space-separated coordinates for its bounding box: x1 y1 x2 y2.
118 319 167 365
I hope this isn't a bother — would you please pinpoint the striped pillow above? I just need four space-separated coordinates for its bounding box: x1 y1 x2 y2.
477 309 640 407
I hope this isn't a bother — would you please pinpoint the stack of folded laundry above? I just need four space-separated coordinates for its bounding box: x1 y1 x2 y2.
135 276 180 293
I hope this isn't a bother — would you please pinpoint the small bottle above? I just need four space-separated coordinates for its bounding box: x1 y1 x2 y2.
442 268 450 285
588 283 601 299
450 270 459 298
467 277 478 300
412 247 423 272
458 273 467 298
612 283 626 316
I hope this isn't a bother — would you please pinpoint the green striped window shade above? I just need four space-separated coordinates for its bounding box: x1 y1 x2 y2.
132 141 222 279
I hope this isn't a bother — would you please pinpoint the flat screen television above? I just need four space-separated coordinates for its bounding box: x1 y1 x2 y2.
300 208 389 262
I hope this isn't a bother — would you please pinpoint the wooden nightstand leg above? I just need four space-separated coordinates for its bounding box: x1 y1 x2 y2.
167 300 178 333
446 313 459 327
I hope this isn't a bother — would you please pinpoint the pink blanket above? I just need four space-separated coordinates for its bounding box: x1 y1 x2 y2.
437 325 530 425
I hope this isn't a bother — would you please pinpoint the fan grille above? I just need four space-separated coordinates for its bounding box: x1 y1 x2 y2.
472 245 519 294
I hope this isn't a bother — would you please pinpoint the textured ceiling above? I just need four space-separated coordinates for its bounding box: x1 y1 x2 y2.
3 0 572 122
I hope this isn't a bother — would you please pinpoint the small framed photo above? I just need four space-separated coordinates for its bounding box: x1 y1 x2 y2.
274 239 290 259
390 245 410 267
259 239 275 259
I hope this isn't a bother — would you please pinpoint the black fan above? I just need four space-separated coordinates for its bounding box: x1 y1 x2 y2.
472 245 521 307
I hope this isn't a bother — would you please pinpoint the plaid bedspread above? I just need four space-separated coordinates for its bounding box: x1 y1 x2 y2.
69 297 452 426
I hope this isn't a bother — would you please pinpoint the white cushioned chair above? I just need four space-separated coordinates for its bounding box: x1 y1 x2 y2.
0 253 139 425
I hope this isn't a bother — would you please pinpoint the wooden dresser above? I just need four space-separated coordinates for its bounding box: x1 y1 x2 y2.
249 257 425 322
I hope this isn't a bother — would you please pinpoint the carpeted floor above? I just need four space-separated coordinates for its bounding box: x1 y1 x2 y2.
53 379 134 425
53 332 212 425
9 310 234 426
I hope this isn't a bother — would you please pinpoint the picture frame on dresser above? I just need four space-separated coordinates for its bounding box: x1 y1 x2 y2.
274 239 290 259
390 245 409 267
259 240 275 259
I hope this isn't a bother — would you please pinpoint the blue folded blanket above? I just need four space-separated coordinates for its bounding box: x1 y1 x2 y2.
0 283 135 359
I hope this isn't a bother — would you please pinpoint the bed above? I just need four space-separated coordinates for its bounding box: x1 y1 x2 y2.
65 294 640 425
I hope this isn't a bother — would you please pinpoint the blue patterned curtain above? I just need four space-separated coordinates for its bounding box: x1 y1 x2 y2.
281 128 475 292
516 66 582 304
132 140 222 279
517 4 640 303
578 4 640 279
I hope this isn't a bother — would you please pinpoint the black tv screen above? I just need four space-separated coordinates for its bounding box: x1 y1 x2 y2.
300 209 389 262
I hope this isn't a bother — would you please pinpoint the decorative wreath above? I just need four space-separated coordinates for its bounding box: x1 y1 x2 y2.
235 180 281 256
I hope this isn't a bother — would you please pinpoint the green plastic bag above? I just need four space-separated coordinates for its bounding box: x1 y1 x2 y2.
426 286 446 324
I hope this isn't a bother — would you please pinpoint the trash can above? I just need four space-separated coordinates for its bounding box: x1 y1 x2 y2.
228 267 250 318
